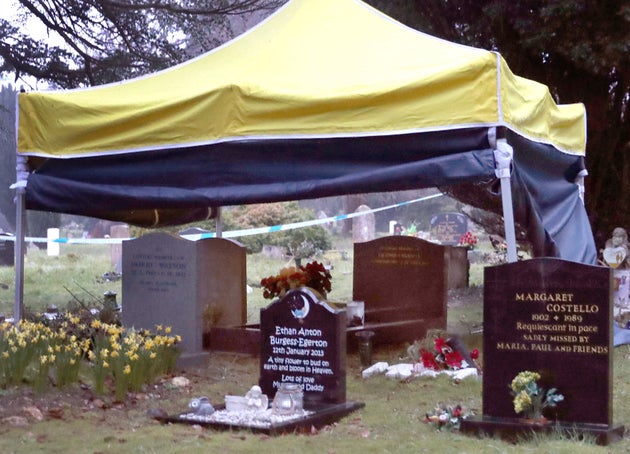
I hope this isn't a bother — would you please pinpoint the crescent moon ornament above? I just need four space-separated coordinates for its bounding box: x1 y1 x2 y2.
291 294 310 319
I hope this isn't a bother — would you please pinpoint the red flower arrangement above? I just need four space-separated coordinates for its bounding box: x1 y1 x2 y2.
419 337 479 371
260 261 332 300
458 231 478 249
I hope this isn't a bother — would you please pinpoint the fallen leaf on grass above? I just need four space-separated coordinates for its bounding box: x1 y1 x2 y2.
47 407 65 419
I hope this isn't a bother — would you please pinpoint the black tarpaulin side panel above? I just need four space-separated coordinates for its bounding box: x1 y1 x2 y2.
509 132 596 264
24 128 495 224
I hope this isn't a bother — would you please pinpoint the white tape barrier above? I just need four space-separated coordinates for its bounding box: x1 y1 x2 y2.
0 193 444 244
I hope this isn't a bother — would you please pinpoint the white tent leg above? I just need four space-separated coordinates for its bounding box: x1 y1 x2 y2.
494 138 518 263
215 207 222 238
11 153 30 322
13 187 26 321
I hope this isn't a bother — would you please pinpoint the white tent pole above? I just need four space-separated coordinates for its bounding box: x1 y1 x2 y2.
13 187 25 321
11 154 29 322
215 207 222 238
493 138 518 262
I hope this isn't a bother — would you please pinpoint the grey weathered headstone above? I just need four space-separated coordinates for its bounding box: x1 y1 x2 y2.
262 245 285 260
352 205 375 243
259 288 346 406
122 233 246 367
447 246 469 289
109 224 129 274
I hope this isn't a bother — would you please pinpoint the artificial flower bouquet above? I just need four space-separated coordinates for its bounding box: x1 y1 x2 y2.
419 336 479 371
510 370 564 420
458 231 478 249
260 260 332 300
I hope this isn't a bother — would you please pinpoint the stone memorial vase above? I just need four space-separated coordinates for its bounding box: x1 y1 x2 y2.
521 403 550 425
522 414 550 425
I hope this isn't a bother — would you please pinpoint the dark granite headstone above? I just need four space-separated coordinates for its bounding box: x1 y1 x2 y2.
122 233 246 367
461 258 624 445
259 287 346 406
430 212 467 246
352 236 447 344
0 234 14 267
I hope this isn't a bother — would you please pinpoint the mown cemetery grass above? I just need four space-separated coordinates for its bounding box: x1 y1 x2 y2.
0 238 628 453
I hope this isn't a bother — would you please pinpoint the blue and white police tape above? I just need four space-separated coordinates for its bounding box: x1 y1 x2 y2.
0 192 443 244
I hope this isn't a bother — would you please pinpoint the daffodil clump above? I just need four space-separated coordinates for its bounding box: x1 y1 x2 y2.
0 320 52 387
88 320 181 400
0 315 180 399
52 317 91 388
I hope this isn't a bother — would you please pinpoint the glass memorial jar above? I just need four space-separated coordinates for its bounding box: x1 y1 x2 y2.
272 383 303 415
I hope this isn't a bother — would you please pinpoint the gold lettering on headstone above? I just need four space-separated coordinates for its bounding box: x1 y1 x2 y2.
496 342 528 351
371 246 428 266
515 292 574 302
504 289 607 356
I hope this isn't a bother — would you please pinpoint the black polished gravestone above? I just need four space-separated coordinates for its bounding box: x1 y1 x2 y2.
260 287 347 406
461 258 624 445
155 287 363 434
0 234 14 267
430 212 467 246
